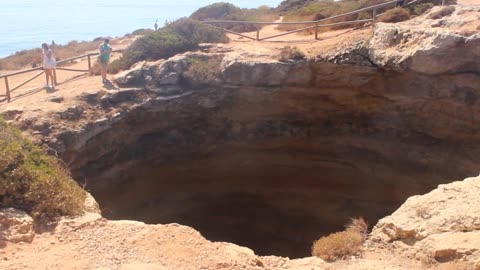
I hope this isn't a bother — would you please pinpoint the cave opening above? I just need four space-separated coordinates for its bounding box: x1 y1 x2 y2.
69 79 476 258
89 143 424 258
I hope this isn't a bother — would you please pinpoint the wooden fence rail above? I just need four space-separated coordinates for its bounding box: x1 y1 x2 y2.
202 0 401 41
0 50 123 103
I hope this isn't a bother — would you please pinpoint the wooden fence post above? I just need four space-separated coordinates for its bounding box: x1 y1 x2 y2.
442 0 445 5
256 28 260 41
87 55 92 73
372 8 377 26
4 77 10 103
315 23 319 40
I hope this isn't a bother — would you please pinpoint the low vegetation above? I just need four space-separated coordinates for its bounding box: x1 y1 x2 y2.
378 7 410 23
277 0 457 32
428 5 456 19
278 0 387 32
183 55 224 86
407 3 435 16
113 18 228 71
312 218 368 262
190 2 278 33
278 46 306 62
130 28 155 36
0 40 102 70
276 0 318 13
0 118 86 222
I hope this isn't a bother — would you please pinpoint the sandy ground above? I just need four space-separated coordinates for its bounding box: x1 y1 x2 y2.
458 0 480 5
0 37 132 105
0 213 469 270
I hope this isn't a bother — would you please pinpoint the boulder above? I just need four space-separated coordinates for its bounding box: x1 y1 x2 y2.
149 56 188 86
114 61 146 87
0 208 35 244
370 176 480 267
368 6 480 74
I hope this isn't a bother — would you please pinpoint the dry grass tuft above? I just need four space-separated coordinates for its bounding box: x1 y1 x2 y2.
279 46 306 62
183 55 224 86
378 8 410 23
311 218 368 262
428 6 455 20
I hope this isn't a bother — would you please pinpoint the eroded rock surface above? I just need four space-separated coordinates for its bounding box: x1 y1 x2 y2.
370 176 480 269
0 208 34 244
368 6 480 74
0 4 479 265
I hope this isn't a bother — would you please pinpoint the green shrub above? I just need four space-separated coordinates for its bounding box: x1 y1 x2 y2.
279 0 386 32
0 118 86 222
183 55 224 85
378 7 410 23
277 0 456 32
276 0 318 13
407 3 434 16
119 18 227 70
190 2 278 33
311 218 368 262
279 46 306 62
108 59 125 74
190 2 241 21
131 28 155 36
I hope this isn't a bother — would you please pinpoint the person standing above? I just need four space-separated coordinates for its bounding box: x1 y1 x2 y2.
98 38 112 83
41 43 56 90
154 20 159 30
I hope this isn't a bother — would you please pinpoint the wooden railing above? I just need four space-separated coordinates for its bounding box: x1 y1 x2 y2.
0 49 123 103
203 0 406 41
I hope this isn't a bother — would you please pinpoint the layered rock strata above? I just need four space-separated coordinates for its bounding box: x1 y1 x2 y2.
1 5 479 259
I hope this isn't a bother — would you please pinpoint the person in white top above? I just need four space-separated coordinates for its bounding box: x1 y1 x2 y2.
41 43 56 90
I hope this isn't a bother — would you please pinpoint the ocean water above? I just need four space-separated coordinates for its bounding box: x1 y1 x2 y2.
0 0 281 58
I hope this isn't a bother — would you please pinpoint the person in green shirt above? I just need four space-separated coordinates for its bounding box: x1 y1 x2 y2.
98 38 112 83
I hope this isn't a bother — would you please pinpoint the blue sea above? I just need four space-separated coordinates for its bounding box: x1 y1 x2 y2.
0 0 281 58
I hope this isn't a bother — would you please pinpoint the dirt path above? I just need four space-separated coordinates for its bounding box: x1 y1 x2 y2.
457 0 480 5
0 38 130 104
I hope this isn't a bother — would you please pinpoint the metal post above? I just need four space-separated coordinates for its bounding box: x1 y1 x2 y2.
256 29 260 41
372 8 377 26
4 77 10 102
87 55 92 72
315 23 319 40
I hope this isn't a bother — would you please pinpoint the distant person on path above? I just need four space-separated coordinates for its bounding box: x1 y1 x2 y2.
41 43 56 90
154 20 159 30
396 0 405 7
98 38 112 83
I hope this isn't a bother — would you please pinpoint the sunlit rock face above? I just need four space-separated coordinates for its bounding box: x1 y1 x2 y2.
5 5 479 258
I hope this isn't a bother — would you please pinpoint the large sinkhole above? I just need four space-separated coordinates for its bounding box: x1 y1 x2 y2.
69 77 477 258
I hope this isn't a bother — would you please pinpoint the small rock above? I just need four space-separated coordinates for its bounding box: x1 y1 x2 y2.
48 95 64 103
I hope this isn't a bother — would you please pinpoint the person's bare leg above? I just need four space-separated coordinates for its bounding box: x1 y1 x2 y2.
101 65 107 82
45 69 50 86
52 69 56 88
